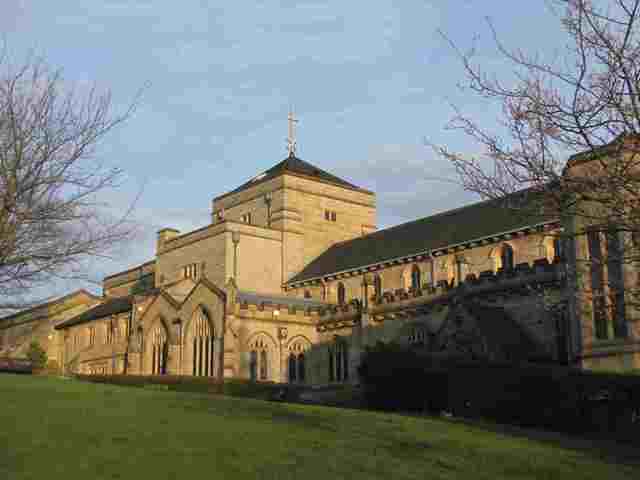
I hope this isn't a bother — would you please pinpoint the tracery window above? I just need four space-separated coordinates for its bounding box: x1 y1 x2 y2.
150 324 168 375
191 308 216 377
288 339 309 384
249 335 271 381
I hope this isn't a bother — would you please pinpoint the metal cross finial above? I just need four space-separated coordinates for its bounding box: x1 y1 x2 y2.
287 110 298 156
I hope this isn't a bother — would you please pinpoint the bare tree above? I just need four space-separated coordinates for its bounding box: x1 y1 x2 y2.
435 0 640 321
0 54 137 311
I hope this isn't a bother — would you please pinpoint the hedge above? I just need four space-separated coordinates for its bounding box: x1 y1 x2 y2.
0 357 33 374
357 342 640 444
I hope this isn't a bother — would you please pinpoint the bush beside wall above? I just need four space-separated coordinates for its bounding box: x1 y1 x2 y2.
358 342 640 444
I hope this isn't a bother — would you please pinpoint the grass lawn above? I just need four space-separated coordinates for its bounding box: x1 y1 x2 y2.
0 374 637 480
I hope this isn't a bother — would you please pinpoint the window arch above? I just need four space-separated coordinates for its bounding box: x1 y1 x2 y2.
337 282 346 305
288 337 310 384
501 244 514 270
191 307 215 377
373 274 382 298
249 334 273 381
150 324 167 375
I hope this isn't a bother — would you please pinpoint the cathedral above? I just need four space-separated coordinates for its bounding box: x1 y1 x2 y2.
1 122 639 382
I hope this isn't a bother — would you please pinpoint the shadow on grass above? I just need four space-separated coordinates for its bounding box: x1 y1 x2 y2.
436 415 640 467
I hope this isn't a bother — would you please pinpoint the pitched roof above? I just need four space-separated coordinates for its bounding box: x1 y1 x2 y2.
214 153 368 200
0 289 100 324
54 295 134 330
287 191 555 285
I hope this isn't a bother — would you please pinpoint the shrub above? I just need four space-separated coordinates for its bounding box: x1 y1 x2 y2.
26 341 47 370
358 343 640 445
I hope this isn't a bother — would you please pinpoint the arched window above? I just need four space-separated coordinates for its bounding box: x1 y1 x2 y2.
150 324 167 375
373 274 382 298
288 338 310 384
329 338 349 383
501 244 514 271
249 334 272 381
191 308 215 377
411 265 421 290
337 282 346 305
304 290 312 299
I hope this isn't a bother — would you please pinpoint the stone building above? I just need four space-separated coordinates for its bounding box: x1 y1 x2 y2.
1 134 639 380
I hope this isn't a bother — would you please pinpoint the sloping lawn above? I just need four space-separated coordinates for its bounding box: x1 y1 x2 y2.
0 374 637 480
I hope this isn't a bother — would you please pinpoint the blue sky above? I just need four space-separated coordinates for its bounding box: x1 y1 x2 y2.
3 1 569 297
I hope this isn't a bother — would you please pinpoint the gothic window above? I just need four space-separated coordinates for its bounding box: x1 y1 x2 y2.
150 324 167 375
191 308 215 377
606 228 627 338
329 338 349 383
249 335 271 381
324 210 337 222
501 244 514 271
373 274 382 298
241 212 252 224
337 282 346 305
288 338 309 384
587 230 609 340
411 265 421 290
183 263 199 280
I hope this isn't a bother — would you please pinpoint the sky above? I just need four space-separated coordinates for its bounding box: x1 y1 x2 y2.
2 1 570 298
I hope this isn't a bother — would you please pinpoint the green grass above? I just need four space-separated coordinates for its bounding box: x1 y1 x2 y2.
0 374 637 480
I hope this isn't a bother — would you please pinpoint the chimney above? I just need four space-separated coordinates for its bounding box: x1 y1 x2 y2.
157 228 180 253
